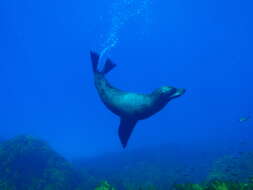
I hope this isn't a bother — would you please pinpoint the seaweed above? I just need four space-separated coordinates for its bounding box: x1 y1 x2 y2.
95 181 116 190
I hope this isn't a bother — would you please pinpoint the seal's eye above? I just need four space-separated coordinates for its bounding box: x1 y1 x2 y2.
152 86 176 98
158 86 178 99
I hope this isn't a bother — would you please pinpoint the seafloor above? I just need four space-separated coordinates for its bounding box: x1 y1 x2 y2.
0 135 252 190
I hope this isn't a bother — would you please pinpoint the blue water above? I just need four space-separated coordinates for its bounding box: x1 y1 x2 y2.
0 0 252 159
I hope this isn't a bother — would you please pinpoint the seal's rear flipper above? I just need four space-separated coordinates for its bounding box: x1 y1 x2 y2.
102 59 116 75
90 51 99 73
118 117 137 148
90 51 116 74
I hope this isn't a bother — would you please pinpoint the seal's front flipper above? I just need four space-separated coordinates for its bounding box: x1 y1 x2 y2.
102 59 116 75
118 117 137 148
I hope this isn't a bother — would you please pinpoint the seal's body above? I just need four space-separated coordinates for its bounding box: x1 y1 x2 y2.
90 51 185 148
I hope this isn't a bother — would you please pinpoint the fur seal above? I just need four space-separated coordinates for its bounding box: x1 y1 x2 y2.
90 51 185 148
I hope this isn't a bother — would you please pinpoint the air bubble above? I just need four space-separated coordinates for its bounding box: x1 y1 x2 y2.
99 0 152 64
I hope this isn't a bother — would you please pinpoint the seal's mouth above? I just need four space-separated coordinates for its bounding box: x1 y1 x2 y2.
170 88 186 99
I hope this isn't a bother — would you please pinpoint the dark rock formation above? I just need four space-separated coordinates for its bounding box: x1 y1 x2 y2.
0 135 84 190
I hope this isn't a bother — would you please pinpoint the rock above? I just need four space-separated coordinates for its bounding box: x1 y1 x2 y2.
0 135 82 190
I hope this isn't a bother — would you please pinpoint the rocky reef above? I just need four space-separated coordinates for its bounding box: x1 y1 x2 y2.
0 135 252 190
0 135 86 190
207 153 253 182
172 179 253 190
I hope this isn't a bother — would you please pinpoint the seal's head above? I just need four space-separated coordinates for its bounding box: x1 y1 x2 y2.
154 86 186 102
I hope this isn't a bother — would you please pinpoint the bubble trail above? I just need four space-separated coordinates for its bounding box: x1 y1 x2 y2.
99 0 151 64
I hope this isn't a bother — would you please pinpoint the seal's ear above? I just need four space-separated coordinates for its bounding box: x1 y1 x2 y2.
118 117 138 148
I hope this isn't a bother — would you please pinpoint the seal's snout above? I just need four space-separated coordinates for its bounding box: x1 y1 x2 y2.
170 88 186 99
177 88 186 95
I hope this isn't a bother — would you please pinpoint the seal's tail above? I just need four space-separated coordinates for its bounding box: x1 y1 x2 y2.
90 51 116 75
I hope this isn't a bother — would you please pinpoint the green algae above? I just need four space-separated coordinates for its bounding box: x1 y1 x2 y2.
95 181 116 190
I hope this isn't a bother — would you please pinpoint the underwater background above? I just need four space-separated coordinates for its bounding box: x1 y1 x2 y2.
0 0 253 189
